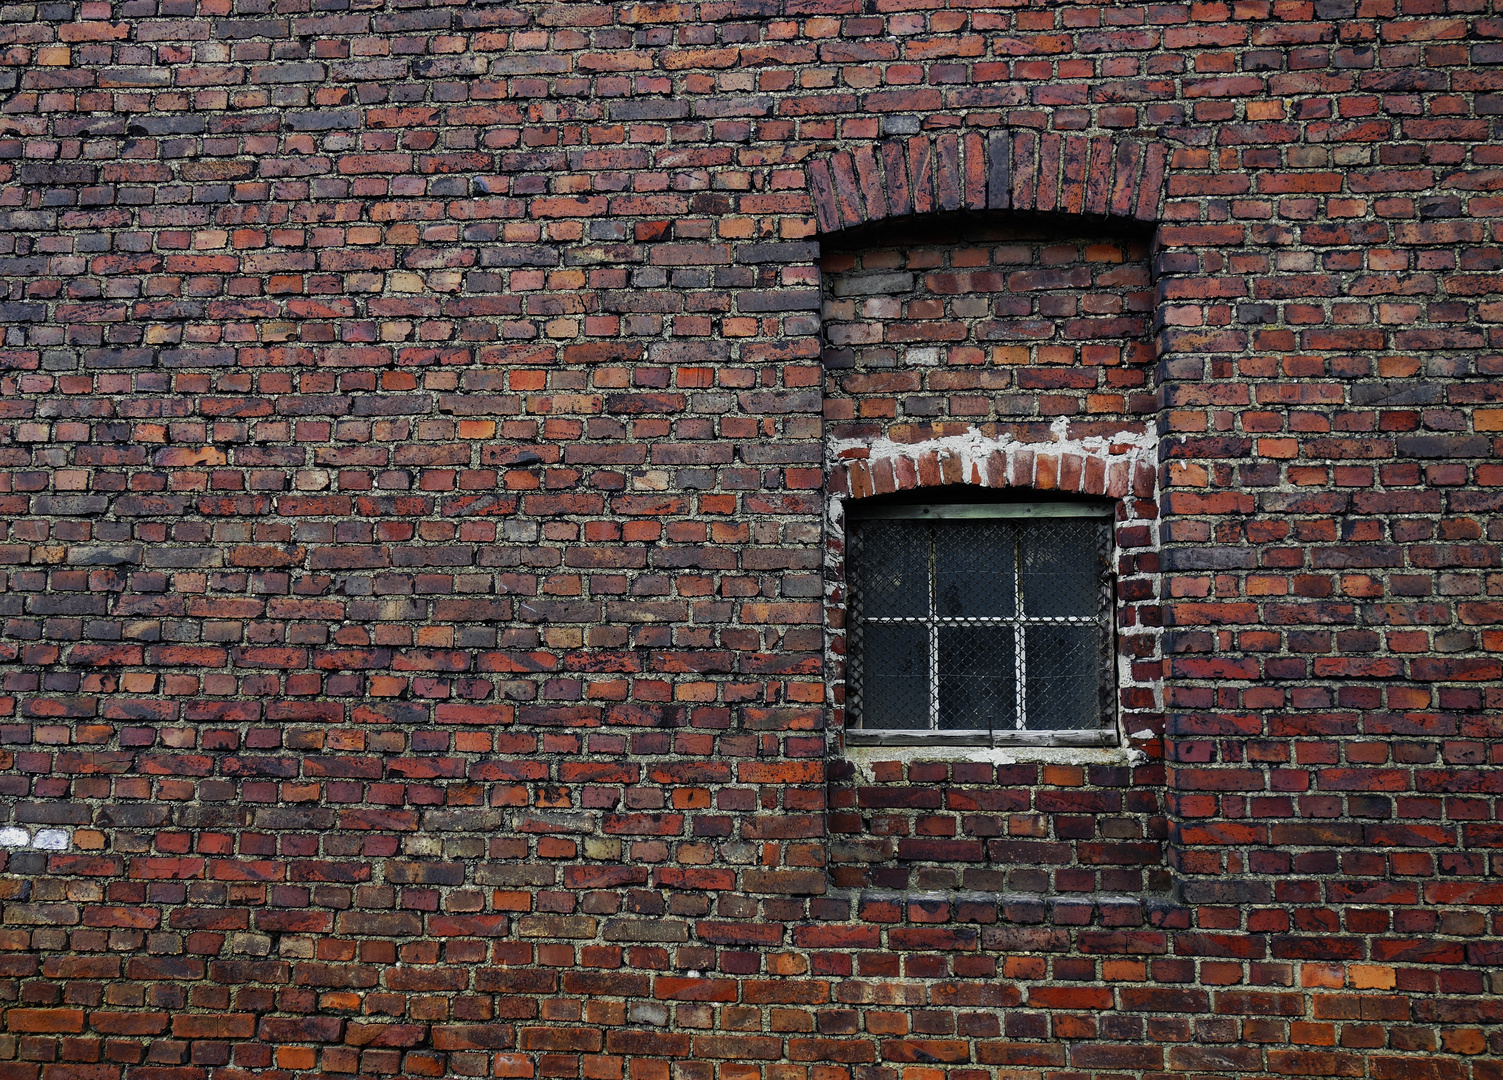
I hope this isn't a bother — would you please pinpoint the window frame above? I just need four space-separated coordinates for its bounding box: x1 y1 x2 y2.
843 500 1120 749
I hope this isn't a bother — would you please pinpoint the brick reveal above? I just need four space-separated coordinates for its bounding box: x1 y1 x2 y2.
1 1 1501 1079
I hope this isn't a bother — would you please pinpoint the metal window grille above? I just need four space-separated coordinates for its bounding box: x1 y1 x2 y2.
845 503 1117 747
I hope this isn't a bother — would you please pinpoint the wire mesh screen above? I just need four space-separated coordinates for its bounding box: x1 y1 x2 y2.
848 510 1112 735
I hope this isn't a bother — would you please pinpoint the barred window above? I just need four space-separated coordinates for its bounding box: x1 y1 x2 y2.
845 502 1117 747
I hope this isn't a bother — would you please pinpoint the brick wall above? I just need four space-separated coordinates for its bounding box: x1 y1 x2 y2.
2 0 1502 1078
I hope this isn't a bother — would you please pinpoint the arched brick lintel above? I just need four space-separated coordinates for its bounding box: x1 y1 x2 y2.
807 130 1168 236
830 439 1158 504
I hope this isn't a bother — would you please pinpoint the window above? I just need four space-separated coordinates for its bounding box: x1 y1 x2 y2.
844 501 1117 747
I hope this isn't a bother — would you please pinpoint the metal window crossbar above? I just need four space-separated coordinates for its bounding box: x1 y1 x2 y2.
845 503 1117 748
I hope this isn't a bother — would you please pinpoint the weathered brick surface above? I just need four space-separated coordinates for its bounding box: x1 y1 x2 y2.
1 0 1501 1077
828 759 1171 897
821 224 1155 420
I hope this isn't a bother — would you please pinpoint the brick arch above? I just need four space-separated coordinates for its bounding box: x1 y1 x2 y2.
831 433 1157 505
806 129 1168 236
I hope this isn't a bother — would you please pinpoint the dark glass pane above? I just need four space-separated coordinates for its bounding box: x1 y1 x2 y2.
1024 624 1101 730
858 623 929 729
937 625 1015 731
1020 517 1101 617
852 520 929 619
935 521 1016 618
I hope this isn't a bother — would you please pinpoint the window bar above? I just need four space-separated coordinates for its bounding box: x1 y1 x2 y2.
1099 518 1117 728
927 526 939 732
1013 529 1026 732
